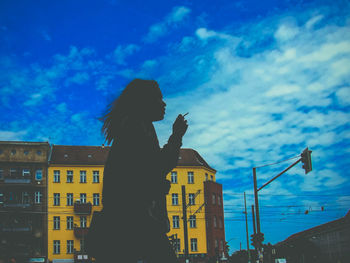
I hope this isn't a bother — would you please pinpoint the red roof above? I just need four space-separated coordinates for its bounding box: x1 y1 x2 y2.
50 145 215 171
50 145 110 165
178 148 216 172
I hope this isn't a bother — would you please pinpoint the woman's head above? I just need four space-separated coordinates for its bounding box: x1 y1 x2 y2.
100 79 166 143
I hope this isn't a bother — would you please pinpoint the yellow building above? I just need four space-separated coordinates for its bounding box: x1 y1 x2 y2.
48 145 109 263
166 149 226 262
47 146 226 263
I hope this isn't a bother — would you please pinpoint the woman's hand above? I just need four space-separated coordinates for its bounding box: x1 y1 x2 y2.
172 114 188 138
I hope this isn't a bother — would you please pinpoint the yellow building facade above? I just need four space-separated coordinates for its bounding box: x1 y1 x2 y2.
166 166 216 256
47 146 225 263
47 145 108 263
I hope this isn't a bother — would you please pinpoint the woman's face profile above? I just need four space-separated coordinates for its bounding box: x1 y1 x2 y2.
146 93 166 122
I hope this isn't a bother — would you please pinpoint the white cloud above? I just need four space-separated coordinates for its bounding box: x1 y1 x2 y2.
336 87 350 106
111 44 140 65
144 6 191 43
0 130 27 140
274 23 299 41
305 15 324 29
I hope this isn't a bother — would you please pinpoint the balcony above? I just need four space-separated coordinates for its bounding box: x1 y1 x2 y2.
1 225 32 232
74 201 92 215
74 251 90 262
3 178 31 184
3 203 32 210
74 226 89 238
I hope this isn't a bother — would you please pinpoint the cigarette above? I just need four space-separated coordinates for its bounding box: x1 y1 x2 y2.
183 112 189 117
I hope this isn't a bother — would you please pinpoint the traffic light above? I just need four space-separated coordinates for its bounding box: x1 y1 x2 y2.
250 234 258 248
251 232 264 248
256 232 264 243
301 148 312 174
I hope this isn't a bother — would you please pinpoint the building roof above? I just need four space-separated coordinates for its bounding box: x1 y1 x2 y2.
277 210 350 245
50 145 215 171
0 141 50 146
50 145 110 165
178 148 216 172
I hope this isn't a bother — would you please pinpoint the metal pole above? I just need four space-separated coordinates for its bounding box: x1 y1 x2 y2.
251 205 256 235
182 185 189 261
253 168 261 234
257 159 302 192
244 192 251 263
253 168 263 263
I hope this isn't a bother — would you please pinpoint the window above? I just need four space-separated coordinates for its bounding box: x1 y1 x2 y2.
11 149 16 155
80 239 85 252
190 238 198 252
219 217 223 229
188 172 194 184
67 170 73 183
53 170 60 183
218 195 221 206
212 194 216 205
80 193 87 204
35 169 42 180
210 175 214 181
10 168 17 177
205 173 208 181
213 216 217 228
54 193 60 206
93 171 99 183
53 240 60 254
24 150 29 155
172 216 180 228
67 216 74 230
53 216 60 230
172 193 179 205
0 192 4 204
220 239 224 251
0 169 3 179
67 193 73 206
189 193 195 205
22 192 30 204
175 239 181 252
34 191 42 204
189 215 196 228
80 170 86 183
67 240 74 254
215 239 218 249
36 150 42 155
80 216 87 228
171 171 177 183
22 169 30 177
93 193 100 206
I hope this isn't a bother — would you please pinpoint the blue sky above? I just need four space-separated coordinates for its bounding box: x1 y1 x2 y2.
1 0 350 253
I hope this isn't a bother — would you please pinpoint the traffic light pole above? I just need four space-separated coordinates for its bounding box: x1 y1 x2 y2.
252 148 312 263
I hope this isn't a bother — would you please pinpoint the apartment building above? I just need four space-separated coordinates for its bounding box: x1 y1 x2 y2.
47 145 109 263
166 149 226 262
0 141 50 262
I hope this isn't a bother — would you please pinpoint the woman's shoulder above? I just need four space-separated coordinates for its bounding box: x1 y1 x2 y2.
118 118 150 140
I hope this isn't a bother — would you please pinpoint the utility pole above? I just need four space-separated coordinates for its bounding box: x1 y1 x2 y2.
182 185 189 262
244 192 251 263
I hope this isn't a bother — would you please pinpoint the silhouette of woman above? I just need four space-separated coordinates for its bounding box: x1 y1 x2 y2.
90 79 188 263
